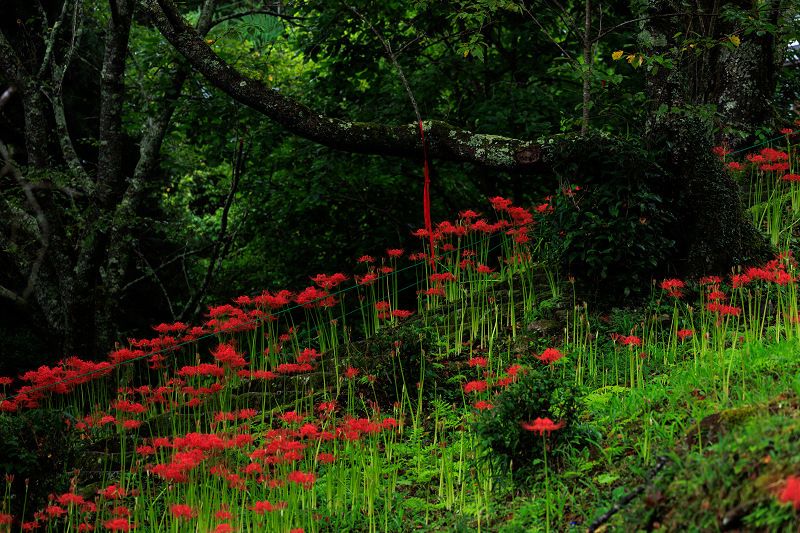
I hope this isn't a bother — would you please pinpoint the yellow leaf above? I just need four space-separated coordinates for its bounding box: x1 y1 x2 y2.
635 55 643 68
730 35 740 47
464 49 469 57
612 50 623 60
626 54 635 63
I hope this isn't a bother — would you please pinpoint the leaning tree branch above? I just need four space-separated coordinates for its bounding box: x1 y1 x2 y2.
140 0 547 174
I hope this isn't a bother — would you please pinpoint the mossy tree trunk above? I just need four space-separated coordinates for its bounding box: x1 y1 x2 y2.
0 0 221 360
641 0 776 277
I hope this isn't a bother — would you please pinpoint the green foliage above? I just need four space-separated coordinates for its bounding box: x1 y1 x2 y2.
0 409 82 516
540 132 676 299
471 362 593 488
613 412 800 531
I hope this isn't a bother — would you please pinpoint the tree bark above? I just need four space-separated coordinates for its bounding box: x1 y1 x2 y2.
641 0 774 277
0 0 221 360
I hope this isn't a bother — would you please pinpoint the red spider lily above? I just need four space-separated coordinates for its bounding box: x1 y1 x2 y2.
45 505 65 517
459 209 481 219
536 348 565 365
295 286 337 308
506 206 533 226
356 271 379 285
375 301 391 312
310 272 348 289
473 400 494 411
781 173 800 182
726 161 744 171
287 470 316 488
430 272 456 282
386 248 405 258
170 504 197 519
215 509 234 520
177 364 224 378
56 493 85 507
506 364 523 376
706 302 740 316
0 514 11 526
699 275 722 285
275 363 314 373
317 400 337 414
425 287 446 297
298 423 319 439
621 336 642 346
475 264 496 274
520 417 565 435
213 524 234 533
468 357 487 368
280 411 305 424
463 380 488 394
249 500 287 514
207 304 237 318
317 452 336 463
706 290 727 301
121 420 141 431
391 309 414 319
103 518 133 531
252 289 293 308
358 255 375 263
779 476 800 510
111 400 146 414
713 145 731 158
660 278 685 290
677 329 693 339
488 196 513 211
382 417 399 428
344 367 359 379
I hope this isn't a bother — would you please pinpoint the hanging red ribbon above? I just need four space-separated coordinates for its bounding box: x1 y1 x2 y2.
419 121 435 270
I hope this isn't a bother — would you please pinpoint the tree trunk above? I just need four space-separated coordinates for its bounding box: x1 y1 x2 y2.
0 0 220 360
641 0 774 277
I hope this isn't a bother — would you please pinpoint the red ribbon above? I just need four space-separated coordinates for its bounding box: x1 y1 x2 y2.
419 121 435 270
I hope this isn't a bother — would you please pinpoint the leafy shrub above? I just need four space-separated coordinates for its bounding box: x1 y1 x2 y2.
540 132 676 298
471 362 595 488
0 409 82 517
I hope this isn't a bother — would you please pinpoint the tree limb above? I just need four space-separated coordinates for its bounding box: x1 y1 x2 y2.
140 0 548 174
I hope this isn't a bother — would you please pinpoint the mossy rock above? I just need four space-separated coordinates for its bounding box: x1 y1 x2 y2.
683 395 798 450
607 398 800 532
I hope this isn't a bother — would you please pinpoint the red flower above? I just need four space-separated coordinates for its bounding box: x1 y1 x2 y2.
345 367 359 379
520 417 565 435
488 196 513 211
169 504 196 520
287 470 316 489
386 248 405 258
468 357 487 368
391 309 414 319
473 400 494 411
103 518 133 531
248 500 287 514
536 348 564 365
463 380 488 394
356 271 379 285
779 476 800 510
677 329 693 340
358 255 375 263
621 336 642 346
